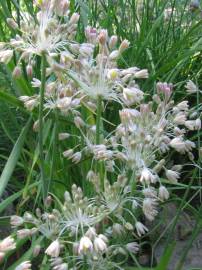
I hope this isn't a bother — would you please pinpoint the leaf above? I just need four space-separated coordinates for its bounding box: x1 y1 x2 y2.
0 118 32 198
156 242 176 270
0 182 38 214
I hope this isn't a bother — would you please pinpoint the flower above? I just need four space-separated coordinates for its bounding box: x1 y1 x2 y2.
78 236 93 254
45 240 60 257
10 215 24 227
0 49 13 63
94 236 108 253
15 261 32 270
159 186 169 201
185 80 198 94
135 222 148 237
126 242 139 254
142 198 158 221
165 169 180 183
0 236 16 252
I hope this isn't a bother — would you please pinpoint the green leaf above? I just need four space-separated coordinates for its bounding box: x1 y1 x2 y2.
0 118 32 198
156 242 176 270
0 182 38 214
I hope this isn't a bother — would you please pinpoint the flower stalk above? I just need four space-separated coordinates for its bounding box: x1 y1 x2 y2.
39 52 47 199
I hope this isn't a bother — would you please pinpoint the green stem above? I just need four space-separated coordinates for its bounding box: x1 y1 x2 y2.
95 96 104 190
96 96 102 145
39 53 46 199
49 110 58 186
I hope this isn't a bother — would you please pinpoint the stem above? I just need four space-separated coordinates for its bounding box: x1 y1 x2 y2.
96 96 102 145
49 110 58 186
39 53 46 199
95 96 104 190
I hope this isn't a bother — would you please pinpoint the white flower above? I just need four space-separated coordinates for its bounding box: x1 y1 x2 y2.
166 170 180 183
94 237 107 253
10 215 24 227
170 137 186 153
134 69 149 79
159 186 169 201
58 133 70 140
0 236 16 252
142 198 158 221
15 261 31 270
45 240 60 257
0 50 13 63
126 242 139 254
78 236 93 254
123 87 144 104
140 168 156 184
135 222 148 237
185 80 198 94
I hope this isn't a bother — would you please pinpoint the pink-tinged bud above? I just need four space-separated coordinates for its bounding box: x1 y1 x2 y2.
119 39 130 52
6 18 18 29
109 35 118 49
12 66 22 78
26 65 33 77
45 240 60 257
156 82 173 99
98 29 108 45
85 26 97 43
71 152 82 163
69 13 80 25
10 215 24 227
0 236 16 252
44 195 52 207
0 50 13 64
74 116 85 128
17 229 32 239
33 245 41 257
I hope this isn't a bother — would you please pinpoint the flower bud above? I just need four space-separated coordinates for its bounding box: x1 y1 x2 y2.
12 66 22 78
10 215 24 227
109 35 118 49
7 18 18 29
119 39 130 52
94 237 107 253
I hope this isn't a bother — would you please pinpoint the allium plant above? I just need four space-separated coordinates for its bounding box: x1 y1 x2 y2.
0 0 201 269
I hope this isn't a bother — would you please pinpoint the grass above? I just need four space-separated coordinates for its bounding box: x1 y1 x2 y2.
0 0 201 269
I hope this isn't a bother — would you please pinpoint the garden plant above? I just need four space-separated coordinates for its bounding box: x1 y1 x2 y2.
0 0 202 269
